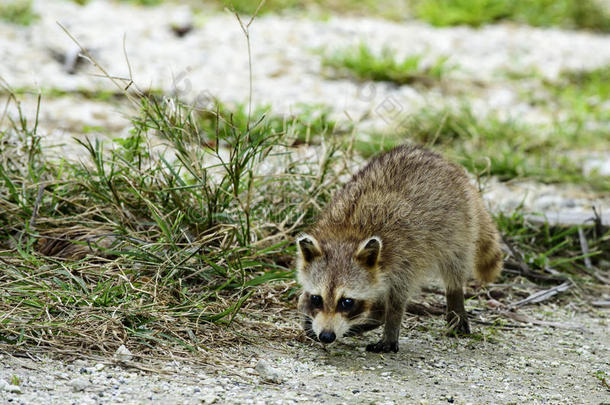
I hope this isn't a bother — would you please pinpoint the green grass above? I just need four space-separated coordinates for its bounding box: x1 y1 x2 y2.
71 0 163 5
78 0 401 16
219 0 302 14
496 210 609 277
355 106 610 191
412 0 610 31
1 87 135 103
216 0 407 19
65 0 610 31
546 65 610 124
0 0 37 26
0 91 343 355
512 65 610 165
322 43 452 86
196 102 344 145
220 0 610 31
120 0 164 5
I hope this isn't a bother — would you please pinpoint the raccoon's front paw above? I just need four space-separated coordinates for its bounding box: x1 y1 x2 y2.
366 340 399 353
446 312 471 336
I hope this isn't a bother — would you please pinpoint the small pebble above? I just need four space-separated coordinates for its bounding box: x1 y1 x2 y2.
0 379 22 394
68 377 89 392
255 359 285 384
114 345 133 362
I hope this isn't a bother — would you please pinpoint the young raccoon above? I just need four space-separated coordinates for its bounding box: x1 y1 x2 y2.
296 144 502 353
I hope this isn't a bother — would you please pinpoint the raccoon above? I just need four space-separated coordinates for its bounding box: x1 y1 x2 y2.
296 144 502 353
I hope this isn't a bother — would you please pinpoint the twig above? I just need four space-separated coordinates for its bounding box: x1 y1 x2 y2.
590 205 604 236
585 269 610 285
501 234 529 273
499 310 585 331
0 79 13 128
577 227 592 269
28 183 45 230
470 319 528 329
502 231 568 283
502 262 567 283
233 0 267 129
509 281 572 308
56 22 139 108
122 33 134 91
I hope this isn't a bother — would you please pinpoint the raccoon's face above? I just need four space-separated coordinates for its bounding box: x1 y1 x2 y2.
296 234 387 344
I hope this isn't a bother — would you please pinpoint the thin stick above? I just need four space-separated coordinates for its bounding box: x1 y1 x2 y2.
509 281 572 308
234 0 267 129
122 33 136 92
57 22 139 108
28 183 45 230
577 227 592 269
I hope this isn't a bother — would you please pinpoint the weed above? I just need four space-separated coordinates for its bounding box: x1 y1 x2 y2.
67 0 610 31
356 106 610 191
322 43 452 86
72 0 163 5
0 90 345 356
218 0 408 19
412 0 610 31
196 102 344 146
547 65 610 124
593 370 609 389
220 0 302 15
124 0 164 6
413 0 509 27
0 0 38 26
496 210 609 277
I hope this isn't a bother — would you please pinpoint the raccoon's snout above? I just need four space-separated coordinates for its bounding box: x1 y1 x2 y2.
319 330 336 344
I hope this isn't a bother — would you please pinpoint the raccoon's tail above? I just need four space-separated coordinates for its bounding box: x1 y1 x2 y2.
474 207 503 284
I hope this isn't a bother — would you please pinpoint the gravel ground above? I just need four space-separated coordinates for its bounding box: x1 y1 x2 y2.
3 0 610 129
1 305 608 404
4 0 610 105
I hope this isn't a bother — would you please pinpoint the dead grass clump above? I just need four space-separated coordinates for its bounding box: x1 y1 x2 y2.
0 88 348 358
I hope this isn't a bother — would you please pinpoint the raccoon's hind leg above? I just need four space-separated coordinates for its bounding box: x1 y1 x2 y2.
439 253 472 335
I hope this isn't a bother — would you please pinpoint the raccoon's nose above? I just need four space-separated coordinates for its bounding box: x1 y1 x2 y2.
319 330 336 344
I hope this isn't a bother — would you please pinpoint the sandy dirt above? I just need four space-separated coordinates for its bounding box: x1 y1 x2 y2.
2 303 608 405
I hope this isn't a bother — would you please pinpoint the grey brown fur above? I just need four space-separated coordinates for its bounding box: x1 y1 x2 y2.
296 144 502 353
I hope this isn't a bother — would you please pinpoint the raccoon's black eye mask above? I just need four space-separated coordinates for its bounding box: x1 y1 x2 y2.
338 298 354 311
310 294 323 308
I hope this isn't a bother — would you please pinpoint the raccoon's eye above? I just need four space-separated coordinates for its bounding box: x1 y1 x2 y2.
310 295 323 308
338 298 355 311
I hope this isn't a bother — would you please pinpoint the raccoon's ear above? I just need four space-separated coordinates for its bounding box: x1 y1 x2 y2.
355 236 382 269
296 234 322 263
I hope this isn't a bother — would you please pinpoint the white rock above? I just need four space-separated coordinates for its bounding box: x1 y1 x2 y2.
68 377 89 392
114 344 133 362
584 159 610 177
200 393 219 404
0 379 22 393
255 359 285 384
